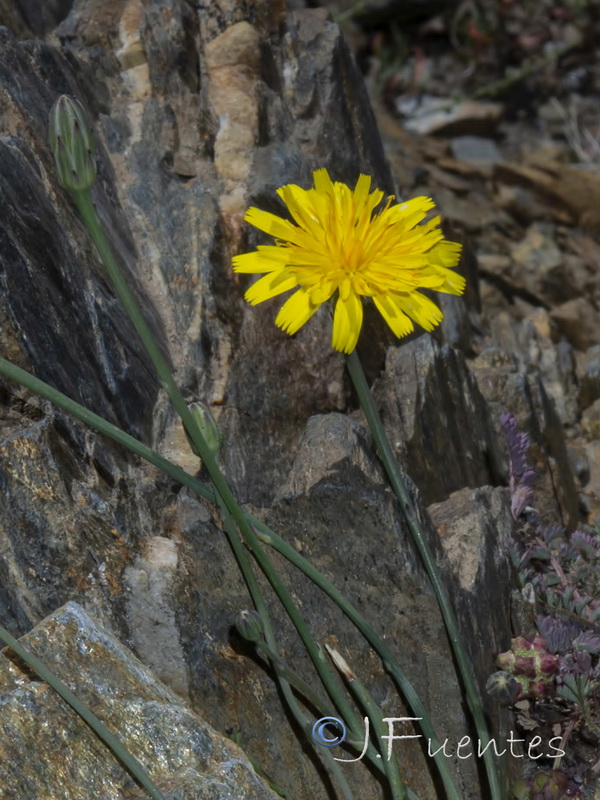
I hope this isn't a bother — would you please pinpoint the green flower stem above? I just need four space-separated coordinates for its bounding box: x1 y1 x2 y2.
0 624 165 800
0 356 455 797
0 356 216 505
217 497 380 772
0 354 293 794
71 187 376 784
215 494 357 800
0 353 353 796
251 517 461 800
70 190 249 554
253 638 367 746
280 685 356 800
253 636 384 773
253 637 342 723
497 704 509 800
326 646 408 800
345 349 502 800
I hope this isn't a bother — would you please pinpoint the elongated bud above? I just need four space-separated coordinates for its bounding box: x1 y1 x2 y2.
185 402 222 458
49 95 97 191
236 609 264 643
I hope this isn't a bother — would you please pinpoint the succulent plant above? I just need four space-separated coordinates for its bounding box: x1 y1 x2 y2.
511 769 581 800
496 636 559 698
495 414 600 794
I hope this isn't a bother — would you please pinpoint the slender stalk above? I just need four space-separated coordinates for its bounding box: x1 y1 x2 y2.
216 497 357 798
326 645 408 800
72 188 378 778
217 499 381 772
71 190 256 572
0 356 459 797
0 351 353 795
497 704 509 800
0 625 165 800
283 686 356 800
346 350 502 800
0 356 216 506
251 517 461 800
254 637 383 766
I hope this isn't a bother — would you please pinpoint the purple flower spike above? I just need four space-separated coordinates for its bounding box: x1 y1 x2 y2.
500 413 536 519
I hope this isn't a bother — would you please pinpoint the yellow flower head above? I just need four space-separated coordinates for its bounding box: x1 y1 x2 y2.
233 168 464 354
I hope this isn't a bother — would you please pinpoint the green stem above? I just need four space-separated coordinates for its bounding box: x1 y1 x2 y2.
0 355 456 797
345 349 502 800
252 517 461 800
224 499 381 772
497 704 508 800
254 637 381 762
0 625 165 800
215 498 356 800
72 188 373 788
326 646 408 800
71 190 253 572
0 356 216 505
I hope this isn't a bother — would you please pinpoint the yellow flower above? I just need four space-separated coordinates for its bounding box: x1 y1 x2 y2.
233 168 464 354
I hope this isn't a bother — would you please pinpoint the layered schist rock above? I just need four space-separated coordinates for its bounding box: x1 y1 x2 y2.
0 1 583 798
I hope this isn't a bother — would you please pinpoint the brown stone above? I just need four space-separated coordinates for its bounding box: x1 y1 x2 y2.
581 399 600 440
550 297 600 352
494 157 600 233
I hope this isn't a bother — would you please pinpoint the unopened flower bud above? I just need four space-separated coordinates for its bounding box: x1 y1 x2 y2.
236 609 264 643
486 671 520 704
49 95 97 191
185 402 222 458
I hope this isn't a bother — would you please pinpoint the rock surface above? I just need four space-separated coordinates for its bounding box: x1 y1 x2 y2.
0 0 593 798
0 602 279 800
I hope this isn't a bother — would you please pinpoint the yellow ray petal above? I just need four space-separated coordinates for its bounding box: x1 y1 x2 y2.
373 294 415 338
309 279 337 305
313 167 334 196
352 174 372 217
245 270 298 305
395 291 444 331
382 196 435 228
420 265 466 295
277 184 325 241
275 288 320 334
428 240 463 268
233 246 291 273
245 208 308 247
331 290 363 354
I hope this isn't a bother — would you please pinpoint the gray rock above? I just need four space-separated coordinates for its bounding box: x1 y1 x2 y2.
0 0 586 798
264 412 511 799
372 334 505 505
469 347 580 527
508 222 565 305
0 0 73 36
428 486 514 686
397 96 503 138
450 135 503 172
0 602 280 800
0 27 160 441
550 297 600 352
488 307 579 426
581 398 600 439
